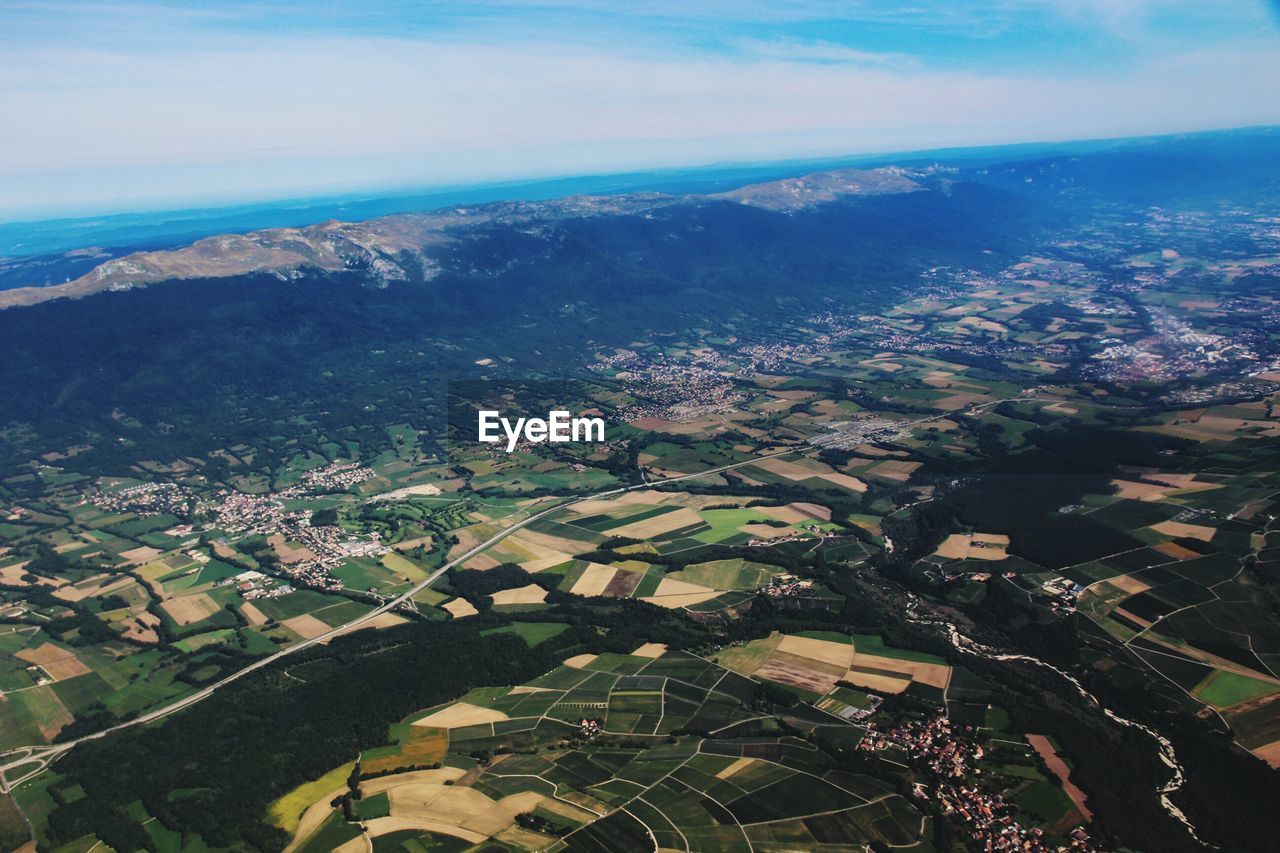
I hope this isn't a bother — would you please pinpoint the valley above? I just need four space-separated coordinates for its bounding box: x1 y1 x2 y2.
2 129 1280 852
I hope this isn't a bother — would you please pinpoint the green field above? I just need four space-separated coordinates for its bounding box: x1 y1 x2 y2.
1193 669 1279 709
353 792 391 820
253 590 349 622
690 508 773 544
850 633 948 664
667 557 779 590
479 622 569 647
296 812 362 853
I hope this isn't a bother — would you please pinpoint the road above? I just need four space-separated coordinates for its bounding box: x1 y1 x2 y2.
0 444 803 791
0 394 1037 791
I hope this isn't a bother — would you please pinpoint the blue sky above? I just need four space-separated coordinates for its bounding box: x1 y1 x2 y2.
2 0 1278 219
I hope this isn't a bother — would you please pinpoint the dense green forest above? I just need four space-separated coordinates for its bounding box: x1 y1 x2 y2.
0 183 1042 481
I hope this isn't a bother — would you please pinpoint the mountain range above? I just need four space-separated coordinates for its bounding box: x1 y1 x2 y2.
0 167 925 310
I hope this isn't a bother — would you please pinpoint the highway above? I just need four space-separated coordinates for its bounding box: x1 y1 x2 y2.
0 444 802 792
0 394 1041 792
0 394 1041 791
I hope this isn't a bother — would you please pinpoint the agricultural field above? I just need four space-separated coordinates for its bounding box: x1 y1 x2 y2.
457 490 853 617
0 466 477 748
1037 457 1280 766
6 156 1280 853
715 631 952 703
280 645 928 852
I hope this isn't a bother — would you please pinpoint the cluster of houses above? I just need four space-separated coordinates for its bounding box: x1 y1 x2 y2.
746 531 822 548
1040 576 1085 612
212 569 293 601
276 462 375 498
860 716 979 778
935 784 1095 851
861 714 1095 851
757 575 814 598
88 481 199 517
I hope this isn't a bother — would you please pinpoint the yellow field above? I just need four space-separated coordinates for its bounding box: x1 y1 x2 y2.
852 652 951 690
363 815 483 845
0 562 39 586
716 757 756 780
1253 740 1280 768
790 501 832 521
239 601 268 625
119 545 162 564
819 471 869 492
160 593 219 625
740 523 794 539
506 527 593 557
268 534 317 565
270 760 356 834
608 506 704 539
757 505 812 524
718 631 950 697
934 390 995 410
841 671 912 694
866 460 922 482
756 650 845 694
363 727 449 775
777 635 855 668
15 642 91 680
568 563 618 597
567 490 670 515
412 702 508 729
1107 574 1152 595
491 583 547 606
1153 542 1201 560
1150 520 1216 541
328 612 408 640
520 555 573 573
282 614 331 639
751 457 824 482
1111 479 1171 500
121 611 161 644
381 551 427 582
933 532 1009 561
463 553 502 570
639 576 719 608
363 775 549 841
394 535 433 552
443 598 479 619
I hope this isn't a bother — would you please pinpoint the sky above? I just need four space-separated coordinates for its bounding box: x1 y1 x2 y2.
2 0 1279 220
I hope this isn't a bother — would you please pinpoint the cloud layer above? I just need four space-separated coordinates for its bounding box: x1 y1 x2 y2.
2 1 1277 218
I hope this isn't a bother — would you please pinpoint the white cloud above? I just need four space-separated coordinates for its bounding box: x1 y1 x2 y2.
0 2 1276 216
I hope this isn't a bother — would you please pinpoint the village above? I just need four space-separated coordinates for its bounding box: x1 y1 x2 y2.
86 462 386 594
860 714 1097 852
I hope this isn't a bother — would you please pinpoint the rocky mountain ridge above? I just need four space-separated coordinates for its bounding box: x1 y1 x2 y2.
0 168 924 309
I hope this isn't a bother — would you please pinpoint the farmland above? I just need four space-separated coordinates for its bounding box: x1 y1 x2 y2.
282 645 929 852
4 134 1280 851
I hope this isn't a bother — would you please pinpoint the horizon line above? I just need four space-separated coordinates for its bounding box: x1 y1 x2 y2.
5 122 1275 232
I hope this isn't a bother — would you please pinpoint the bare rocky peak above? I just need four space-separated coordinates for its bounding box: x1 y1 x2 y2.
713 167 923 211
0 169 919 309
